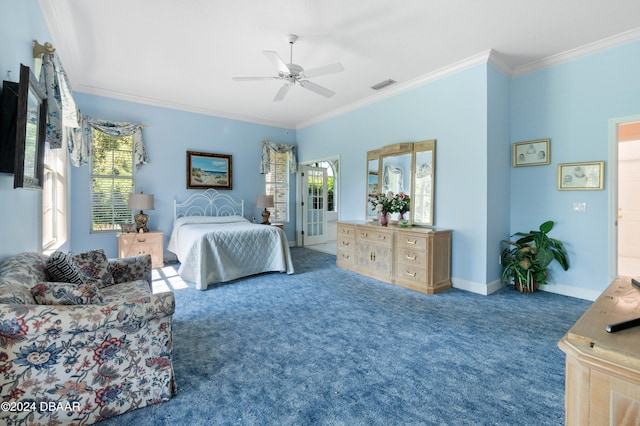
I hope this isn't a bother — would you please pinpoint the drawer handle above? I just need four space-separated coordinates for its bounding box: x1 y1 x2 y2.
377 235 386 240
361 232 368 238
406 271 417 278
342 241 350 246
136 239 146 243
341 229 351 234
406 254 416 260
406 239 417 245
342 254 350 259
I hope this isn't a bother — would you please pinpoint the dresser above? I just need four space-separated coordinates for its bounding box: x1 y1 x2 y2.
558 277 640 425
337 221 451 294
118 231 164 269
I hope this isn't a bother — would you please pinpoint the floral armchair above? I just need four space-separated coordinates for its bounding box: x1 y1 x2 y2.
0 251 175 425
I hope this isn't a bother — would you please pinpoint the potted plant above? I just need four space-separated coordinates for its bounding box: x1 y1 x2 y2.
500 220 570 292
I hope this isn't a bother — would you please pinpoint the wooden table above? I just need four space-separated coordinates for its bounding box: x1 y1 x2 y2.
558 277 640 425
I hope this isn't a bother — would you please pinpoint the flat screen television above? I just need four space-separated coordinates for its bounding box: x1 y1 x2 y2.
0 64 47 189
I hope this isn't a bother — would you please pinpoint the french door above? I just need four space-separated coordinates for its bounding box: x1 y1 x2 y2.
302 166 327 246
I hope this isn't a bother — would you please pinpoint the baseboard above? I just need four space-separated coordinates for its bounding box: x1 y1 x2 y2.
537 282 601 301
452 277 503 296
452 277 601 301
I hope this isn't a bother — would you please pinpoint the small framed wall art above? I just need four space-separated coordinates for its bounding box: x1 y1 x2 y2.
186 151 233 190
120 223 136 233
512 139 550 167
557 161 604 190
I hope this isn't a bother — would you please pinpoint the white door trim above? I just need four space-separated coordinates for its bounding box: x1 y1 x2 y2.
608 114 640 281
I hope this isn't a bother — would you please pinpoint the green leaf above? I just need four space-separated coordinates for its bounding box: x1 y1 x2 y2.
539 220 554 234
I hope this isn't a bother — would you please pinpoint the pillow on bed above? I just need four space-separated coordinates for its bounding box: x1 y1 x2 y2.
173 215 250 227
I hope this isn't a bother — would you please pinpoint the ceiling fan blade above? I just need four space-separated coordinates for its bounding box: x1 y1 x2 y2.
273 84 291 102
263 51 290 74
302 63 344 78
232 76 279 81
299 80 335 98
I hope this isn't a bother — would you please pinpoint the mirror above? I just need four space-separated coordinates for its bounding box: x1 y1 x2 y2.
366 150 381 220
413 140 435 225
365 140 435 226
14 64 47 189
381 152 411 220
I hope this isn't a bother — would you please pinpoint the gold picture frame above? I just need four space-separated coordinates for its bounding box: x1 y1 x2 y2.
186 151 233 190
513 139 550 167
557 161 604 190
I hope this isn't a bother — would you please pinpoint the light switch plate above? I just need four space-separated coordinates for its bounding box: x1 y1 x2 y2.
573 202 587 213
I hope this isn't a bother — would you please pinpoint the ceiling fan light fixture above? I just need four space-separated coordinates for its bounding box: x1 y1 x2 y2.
371 79 397 90
233 34 344 102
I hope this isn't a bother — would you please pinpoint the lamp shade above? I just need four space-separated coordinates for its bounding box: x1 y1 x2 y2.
256 195 274 209
128 193 155 211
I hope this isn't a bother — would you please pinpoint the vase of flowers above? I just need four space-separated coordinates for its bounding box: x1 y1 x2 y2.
369 192 395 226
379 212 390 226
369 192 411 227
392 193 410 226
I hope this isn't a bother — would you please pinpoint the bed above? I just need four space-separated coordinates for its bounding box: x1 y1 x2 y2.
167 189 294 290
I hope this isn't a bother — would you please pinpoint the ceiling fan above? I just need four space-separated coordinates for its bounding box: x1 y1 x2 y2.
232 34 344 102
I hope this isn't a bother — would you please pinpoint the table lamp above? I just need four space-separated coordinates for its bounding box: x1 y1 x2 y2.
256 195 274 225
128 192 155 233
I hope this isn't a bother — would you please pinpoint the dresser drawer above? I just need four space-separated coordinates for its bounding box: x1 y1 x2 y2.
357 228 393 246
118 231 164 268
397 233 428 251
396 264 427 286
119 232 162 246
338 237 355 250
397 248 428 268
336 246 355 267
337 223 356 238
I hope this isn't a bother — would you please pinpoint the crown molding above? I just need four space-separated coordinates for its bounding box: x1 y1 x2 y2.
297 50 494 129
74 84 295 130
512 26 640 77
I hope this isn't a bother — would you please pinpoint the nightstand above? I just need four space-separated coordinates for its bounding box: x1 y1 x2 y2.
118 231 164 269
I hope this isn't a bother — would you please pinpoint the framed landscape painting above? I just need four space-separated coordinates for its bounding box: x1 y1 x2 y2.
186 151 233 190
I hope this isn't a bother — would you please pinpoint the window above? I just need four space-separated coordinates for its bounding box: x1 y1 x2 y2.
42 140 68 250
265 151 289 222
310 160 337 212
90 130 134 232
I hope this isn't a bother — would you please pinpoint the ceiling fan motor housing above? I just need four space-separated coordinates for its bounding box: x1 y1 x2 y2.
281 63 304 82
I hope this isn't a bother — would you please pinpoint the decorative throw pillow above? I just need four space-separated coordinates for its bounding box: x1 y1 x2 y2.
71 249 114 288
46 251 86 284
31 282 104 305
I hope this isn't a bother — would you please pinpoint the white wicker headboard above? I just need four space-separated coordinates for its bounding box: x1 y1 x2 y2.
174 189 244 221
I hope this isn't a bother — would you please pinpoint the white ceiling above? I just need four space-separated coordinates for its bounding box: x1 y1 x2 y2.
39 0 640 129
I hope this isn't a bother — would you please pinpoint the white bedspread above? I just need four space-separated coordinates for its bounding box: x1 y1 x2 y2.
167 216 294 290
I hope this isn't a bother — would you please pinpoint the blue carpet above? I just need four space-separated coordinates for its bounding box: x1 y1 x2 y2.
102 247 591 425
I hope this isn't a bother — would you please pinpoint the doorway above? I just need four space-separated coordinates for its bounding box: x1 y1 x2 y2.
297 157 339 255
617 121 640 277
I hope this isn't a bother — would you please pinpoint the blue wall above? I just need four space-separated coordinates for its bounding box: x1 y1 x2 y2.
297 65 491 288
71 94 296 258
0 0 55 258
510 40 640 294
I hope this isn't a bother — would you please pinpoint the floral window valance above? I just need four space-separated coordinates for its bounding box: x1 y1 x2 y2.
40 53 79 149
39 53 148 169
260 141 297 174
69 117 148 168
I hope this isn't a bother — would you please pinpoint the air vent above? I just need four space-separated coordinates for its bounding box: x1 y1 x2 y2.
371 79 396 90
